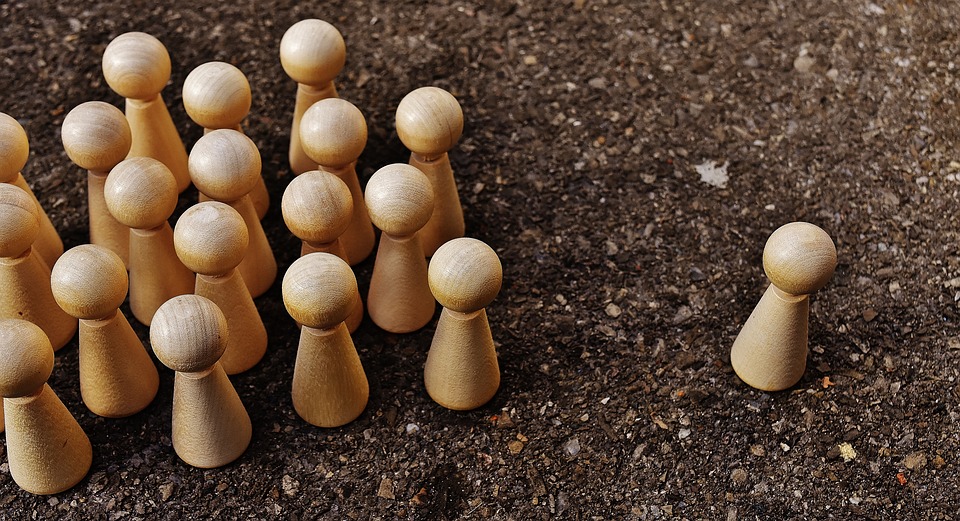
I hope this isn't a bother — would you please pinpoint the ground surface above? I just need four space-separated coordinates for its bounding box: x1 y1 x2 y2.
0 0 958 519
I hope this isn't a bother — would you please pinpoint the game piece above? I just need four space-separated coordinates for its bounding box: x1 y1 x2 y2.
0 112 64 267
61 101 133 265
0 319 92 494
730 222 837 391
281 170 363 332
188 129 277 298
50 245 159 417
182 61 269 220
279 19 346 175
0 184 76 351
395 87 465 256
424 238 502 410
174 202 267 375
150 295 251 468
102 31 190 193
282 253 368 427
299 98 375 265
364 164 436 333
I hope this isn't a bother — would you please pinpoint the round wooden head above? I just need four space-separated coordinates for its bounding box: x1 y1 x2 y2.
0 112 29 184
0 183 40 258
61 101 132 173
279 19 346 87
174 201 248 275
51 244 128 320
299 98 366 168
281 170 353 245
364 163 434 236
102 32 172 100
396 87 464 158
104 157 178 230
429 238 502 313
282 252 357 329
188 129 261 201
150 295 228 373
763 222 837 296
183 61 252 130
0 318 54 398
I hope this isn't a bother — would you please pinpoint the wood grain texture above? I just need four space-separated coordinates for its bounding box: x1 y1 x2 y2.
195 270 267 375
127 226 195 326
291 324 368 427
409 153 464 257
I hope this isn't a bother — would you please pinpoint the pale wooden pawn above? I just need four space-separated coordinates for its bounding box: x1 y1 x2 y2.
424 238 502 410
188 129 277 298
174 202 267 375
150 295 251 468
396 87 465 256
50 245 158 417
102 32 190 193
282 253 368 427
103 157 194 326
0 319 92 494
365 164 436 333
730 222 837 392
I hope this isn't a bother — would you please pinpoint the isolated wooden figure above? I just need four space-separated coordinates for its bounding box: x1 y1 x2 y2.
104 157 194 326
280 19 346 175
102 31 190 193
50 245 159 417
730 222 837 391
282 253 368 427
281 170 363 332
189 129 277 298
0 319 92 494
365 164 436 333
424 238 502 410
396 87 465 256
174 202 267 375
150 295 251 468
0 112 64 267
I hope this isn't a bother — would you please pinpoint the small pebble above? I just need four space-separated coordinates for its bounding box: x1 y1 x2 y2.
794 55 815 73
282 475 299 497
730 468 747 483
605 303 622 318
377 478 395 500
563 437 581 457
159 483 174 501
405 423 420 435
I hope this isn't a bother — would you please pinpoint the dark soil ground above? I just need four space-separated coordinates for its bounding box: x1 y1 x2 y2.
1 0 959 518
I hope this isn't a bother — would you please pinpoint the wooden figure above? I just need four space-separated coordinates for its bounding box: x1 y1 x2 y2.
0 318 92 494
0 112 64 267
150 295 251 468
182 61 269 220
174 201 267 375
0 184 76 351
299 98 375 265
364 164 436 333
279 19 346 175
424 238 502 410
188 129 277 298
395 87 465 256
282 253 368 427
281 170 363 332
730 222 837 391
50 244 158 417
102 31 190 193
61 101 133 265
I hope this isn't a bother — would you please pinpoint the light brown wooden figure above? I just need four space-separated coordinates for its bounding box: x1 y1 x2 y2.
174 202 267 375
424 238 502 410
365 164 436 333
281 170 363 333
396 87 465 256
150 295 251 468
299 98 375 265
730 222 837 392
282 253 368 427
0 112 64 267
182 61 269 220
0 184 76 351
50 245 158 417
103 157 194 326
188 129 277 298
279 19 346 175
0 319 92 494
102 32 190 193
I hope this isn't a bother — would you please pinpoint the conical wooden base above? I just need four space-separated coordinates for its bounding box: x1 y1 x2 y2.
87 171 130 266
289 83 337 175
424 308 499 410
128 225 195 326
730 285 810 391
172 364 251 468
368 234 434 333
231 197 277 298
410 153 464 257
196 271 267 375
126 96 190 193
9 174 63 269
318 163 374 266
79 311 159 417
292 324 368 427
0 251 76 351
